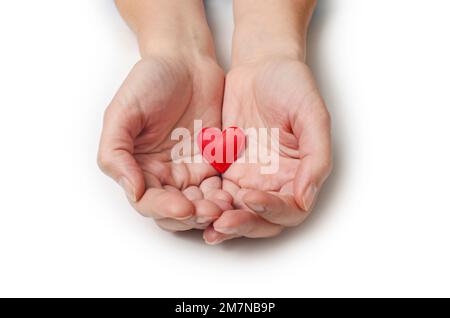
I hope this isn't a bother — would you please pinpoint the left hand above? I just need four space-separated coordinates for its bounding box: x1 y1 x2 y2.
203 57 332 244
99 0 232 232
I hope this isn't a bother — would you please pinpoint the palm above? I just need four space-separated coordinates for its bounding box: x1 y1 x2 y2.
131 58 220 190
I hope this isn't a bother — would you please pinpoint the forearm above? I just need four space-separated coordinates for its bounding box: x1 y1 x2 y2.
115 0 215 58
232 0 317 65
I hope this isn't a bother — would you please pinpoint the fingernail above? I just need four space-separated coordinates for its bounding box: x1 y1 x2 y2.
206 240 222 245
205 237 225 245
175 214 193 221
214 226 238 235
303 184 318 211
119 177 136 202
197 216 214 224
246 203 264 213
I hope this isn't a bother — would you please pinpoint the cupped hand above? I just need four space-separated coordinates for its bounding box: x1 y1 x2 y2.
98 55 232 231
204 57 332 244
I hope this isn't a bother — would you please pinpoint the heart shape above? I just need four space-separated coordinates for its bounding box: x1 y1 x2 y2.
197 126 245 173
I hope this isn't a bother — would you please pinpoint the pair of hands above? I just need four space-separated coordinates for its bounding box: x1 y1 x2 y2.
98 0 332 244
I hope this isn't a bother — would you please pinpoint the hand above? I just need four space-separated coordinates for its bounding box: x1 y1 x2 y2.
99 0 232 232
203 0 331 243
98 55 233 231
204 56 332 243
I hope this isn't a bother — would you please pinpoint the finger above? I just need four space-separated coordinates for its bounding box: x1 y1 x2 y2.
155 218 193 232
291 97 332 211
98 100 145 202
164 185 181 193
222 179 251 209
222 179 240 198
199 176 222 194
213 210 284 238
154 199 221 231
203 189 233 212
192 199 223 225
160 198 224 230
243 190 308 227
203 224 239 245
200 176 233 210
182 186 204 200
131 188 194 220
198 176 234 213
181 183 231 226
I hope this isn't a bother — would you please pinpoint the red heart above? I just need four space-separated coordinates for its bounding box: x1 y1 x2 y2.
197 126 245 173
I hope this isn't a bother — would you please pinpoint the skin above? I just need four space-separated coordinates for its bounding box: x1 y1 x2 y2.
203 0 332 244
99 0 332 242
98 0 232 231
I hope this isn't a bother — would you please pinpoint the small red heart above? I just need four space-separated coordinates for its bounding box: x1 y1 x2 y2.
197 126 245 173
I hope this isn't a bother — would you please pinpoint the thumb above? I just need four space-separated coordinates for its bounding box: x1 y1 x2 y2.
291 97 332 211
97 103 145 202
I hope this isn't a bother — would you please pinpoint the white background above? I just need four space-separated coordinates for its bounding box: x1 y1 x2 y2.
0 0 449 297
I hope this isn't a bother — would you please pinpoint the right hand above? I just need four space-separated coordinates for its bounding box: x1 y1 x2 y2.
204 57 332 244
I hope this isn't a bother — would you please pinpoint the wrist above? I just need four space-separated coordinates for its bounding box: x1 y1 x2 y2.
116 0 216 60
232 25 306 66
231 0 316 66
137 16 216 60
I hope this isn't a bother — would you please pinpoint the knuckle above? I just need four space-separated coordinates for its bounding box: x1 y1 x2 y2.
102 103 115 120
97 151 114 174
